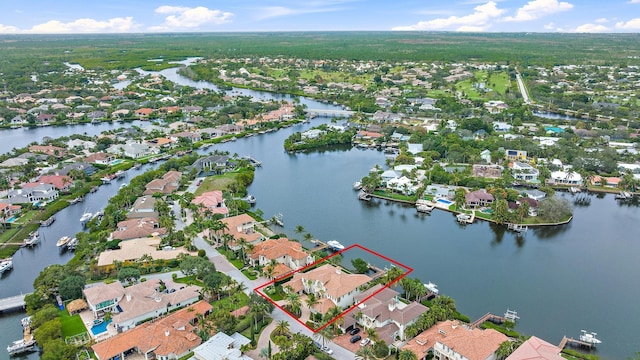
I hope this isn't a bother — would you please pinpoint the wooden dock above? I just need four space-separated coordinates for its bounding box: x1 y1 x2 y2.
310 240 329 252
0 293 29 312
559 336 594 349
471 312 506 328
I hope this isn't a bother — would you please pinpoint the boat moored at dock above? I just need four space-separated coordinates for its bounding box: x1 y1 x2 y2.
56 236 72 250
0 257 13 275
80 211 93 226
6 338 36 356
424 282 439 294
23 231 40 247
580 330 602 345
327 240 345 251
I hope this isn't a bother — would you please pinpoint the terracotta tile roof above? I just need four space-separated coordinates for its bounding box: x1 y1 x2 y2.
112 279 201 326
192 191 224 208
83 282 125 307
221 214 262 244
92 300 211 360
314 298 337 314
506 336 564 360
143 171 181 195
28 145 67 157
97 237 195 267
230 305 250 318
271 263 294 279
402 320 507 360
112 217 166 240
36 175 73 189
286 264 372 300
250 238 309 261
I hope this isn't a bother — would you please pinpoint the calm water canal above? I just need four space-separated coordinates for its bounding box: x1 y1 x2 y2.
1 64 638 359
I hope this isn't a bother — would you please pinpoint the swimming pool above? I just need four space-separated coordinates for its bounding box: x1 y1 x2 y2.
437 198 453 205
110 159 123 166
6 216 16 223
91 319 112 335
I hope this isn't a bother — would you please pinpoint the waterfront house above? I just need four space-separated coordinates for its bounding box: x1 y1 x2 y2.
170 131 201 143
301 129 325 140
91 300 211 360
506 336 564 360
68 138 97 150
97 236 193 269
283 264 372 313
248 237 314 278
380 170 400 185
191 332 253 360
144 170 181 195
127 196 159 219
549 171 583 186
190 155 230 175
147 137 176 150
220 214 263 250
57 162 97 176
35 113 55 125
465 189 495 209
216 123 244 134
191 190 228 217
402 320 507 360
510 161 540 183
352 284 429 343
387 176 417 195
590 175 622 187
0 157 28 168
29 145 67 158
111 217 166 241
84 152 116 165
0 203 21 222
34 174 74 191
134 107 154 118
107 141 159 159
5 184 58 204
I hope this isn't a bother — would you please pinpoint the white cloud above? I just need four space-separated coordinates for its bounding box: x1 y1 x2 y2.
0 24 19 33
255 5 344 20
616 18 640 30
151 6 232 31
573 23 610 32
628 0 640 3
543 22 555 29
27 17 138 34
392 1 506 31
504 0 573 22
594 18 608 23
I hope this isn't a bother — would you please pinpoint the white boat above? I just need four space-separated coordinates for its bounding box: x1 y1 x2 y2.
417 204 435 213
92 211 104 220
245 194 256 205
580 330 602 344
21 316 32 328
327 240 345 251
80 212 93 225
24 231 40 247
353 181 362 190
424 282 439 294
56 236 72 249
6 338 36 355
67 238 79 251
0 258 13 275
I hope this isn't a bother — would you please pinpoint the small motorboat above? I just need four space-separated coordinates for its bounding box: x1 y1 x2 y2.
580 330 601 344
327 240 345 251
424 282 439 294
56 236 72 249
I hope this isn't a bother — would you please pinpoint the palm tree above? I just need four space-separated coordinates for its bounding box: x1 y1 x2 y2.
294 225 305 235
305 293 319 312
286 291 302 316
496 339 523 360
398 349 418 360
356 346 375 360
324 306 344 336
274 320 290 336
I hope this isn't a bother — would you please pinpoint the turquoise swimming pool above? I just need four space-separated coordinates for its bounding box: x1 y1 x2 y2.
91 319 112 335
110 159 123 166
437 198 453 205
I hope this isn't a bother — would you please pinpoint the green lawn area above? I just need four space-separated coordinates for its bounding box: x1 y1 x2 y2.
455 70 511 100
241 317 272 341
173 275 204 287
242 269 258 280
265 286 283 301
194 173 238 196
212 291 250 312
59 309 87 338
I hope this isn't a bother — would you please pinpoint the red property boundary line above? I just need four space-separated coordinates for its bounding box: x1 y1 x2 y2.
254 243 413 333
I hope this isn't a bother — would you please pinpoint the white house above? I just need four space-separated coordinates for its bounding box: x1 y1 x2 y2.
480 149 491 164
550 171 583 186
510 161 540 183
387 176 417 195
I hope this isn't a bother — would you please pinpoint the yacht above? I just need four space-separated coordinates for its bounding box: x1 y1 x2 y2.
67 238 79 251
327 240 345 251
80 211 93 226
424 282 439 294
580 330 602 344
245 194 256 205
0 258 13 275
353 181 362 190
56 236 72 249
6 338 36 355
24 231 40 247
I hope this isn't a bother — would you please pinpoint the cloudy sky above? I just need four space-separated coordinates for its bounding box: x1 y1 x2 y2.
0 0 639 34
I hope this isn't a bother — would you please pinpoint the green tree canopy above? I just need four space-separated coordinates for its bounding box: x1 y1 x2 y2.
351 258 369 274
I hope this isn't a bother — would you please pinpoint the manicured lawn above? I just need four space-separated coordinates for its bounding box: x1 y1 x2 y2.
173 275 204 287
59 309 87 338
242 269 258 280
241 317 272 340
194 173 237 196
212 292 250 312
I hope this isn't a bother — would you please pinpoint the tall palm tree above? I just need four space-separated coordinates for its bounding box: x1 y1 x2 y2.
305 293 319 312
356 346 375 360
398 349 418 360
286 291 302 316
274 320 290 336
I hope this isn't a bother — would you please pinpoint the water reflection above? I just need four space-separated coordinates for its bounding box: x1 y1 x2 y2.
531 223 571 239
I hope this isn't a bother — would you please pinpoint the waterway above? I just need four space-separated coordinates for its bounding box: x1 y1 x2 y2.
1 62 638 359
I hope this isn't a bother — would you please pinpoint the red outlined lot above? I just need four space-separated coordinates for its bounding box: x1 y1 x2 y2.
254 243 413 333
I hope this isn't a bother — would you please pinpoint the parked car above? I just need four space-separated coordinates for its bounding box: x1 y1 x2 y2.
349 327 360 335
345 324 354 333
360 338 371 346
350 335 362 343
313 341 322 349
323 346 333 355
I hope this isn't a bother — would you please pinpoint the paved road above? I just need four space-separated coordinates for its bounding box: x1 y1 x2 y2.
516 71 531 104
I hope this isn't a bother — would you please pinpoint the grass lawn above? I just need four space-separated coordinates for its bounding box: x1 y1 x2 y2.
59 309 87 338
173 275 204 287
194 173 238 196
241 317 272 340
212 292 250 312
242 269 258 280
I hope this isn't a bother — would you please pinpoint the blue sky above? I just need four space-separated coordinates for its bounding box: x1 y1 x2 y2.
0 0 639 33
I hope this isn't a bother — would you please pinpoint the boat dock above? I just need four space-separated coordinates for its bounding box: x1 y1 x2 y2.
243 156 262 167
456 212 475 224
309 239 329 252
0 293 28 312
507 223 528 233
471 312 506 328
559 336 595 350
